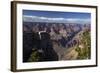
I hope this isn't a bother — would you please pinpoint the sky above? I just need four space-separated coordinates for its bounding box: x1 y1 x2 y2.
23 10 91 24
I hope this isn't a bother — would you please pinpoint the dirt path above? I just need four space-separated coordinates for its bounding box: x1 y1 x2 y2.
53 42 78 60
61 48 78 60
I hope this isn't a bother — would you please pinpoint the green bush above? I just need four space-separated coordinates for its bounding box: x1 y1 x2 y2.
75 30 91 59
28 51 40 62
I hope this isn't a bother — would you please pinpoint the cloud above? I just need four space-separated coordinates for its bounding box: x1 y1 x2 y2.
66 18 91 24
23 15 67 21
23 15 90 24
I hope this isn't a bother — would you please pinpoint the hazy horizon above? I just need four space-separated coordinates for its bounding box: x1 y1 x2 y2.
23 10 91 24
